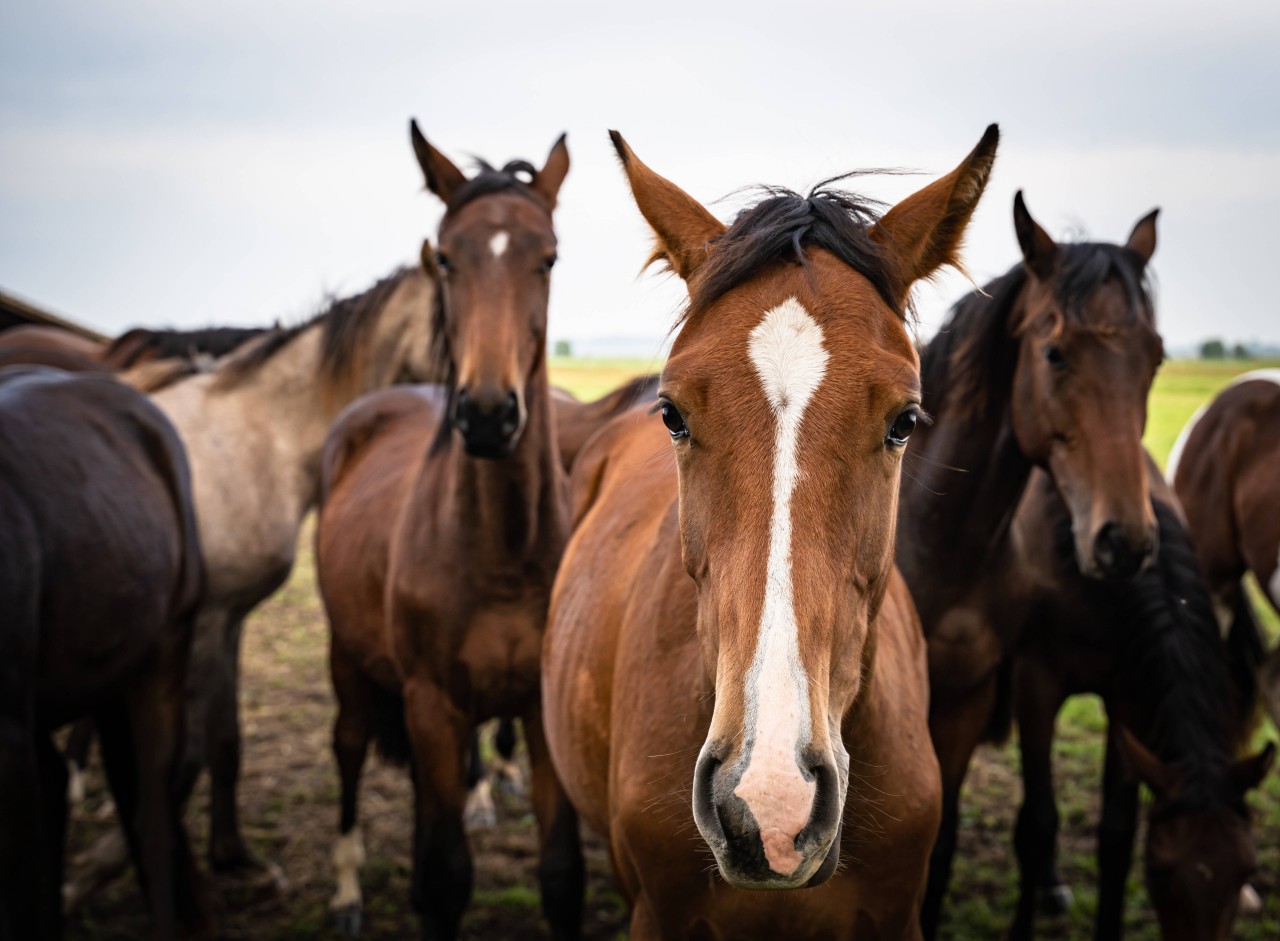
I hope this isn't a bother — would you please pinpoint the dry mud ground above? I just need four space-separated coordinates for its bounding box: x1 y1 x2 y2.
60 528 1280 940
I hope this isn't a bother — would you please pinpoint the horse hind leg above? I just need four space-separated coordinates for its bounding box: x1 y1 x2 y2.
64 718 94 804
0 715 48 939
462 728 497 831
329 654 374 938
493 718 525 798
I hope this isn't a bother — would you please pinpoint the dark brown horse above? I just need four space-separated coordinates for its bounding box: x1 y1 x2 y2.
1010 461 1273 941
315 123 580 940
542 126 998 939
552 373 659 469
0 323 265 371
0 367 205 940
896 194 1165 938
1169 370 1280 727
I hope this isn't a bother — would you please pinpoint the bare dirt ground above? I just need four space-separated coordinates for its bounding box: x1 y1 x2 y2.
63 526 1279 940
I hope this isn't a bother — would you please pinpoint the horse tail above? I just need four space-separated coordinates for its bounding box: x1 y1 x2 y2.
982 656 1015 745
1225 584 1265 746
367 682 412 766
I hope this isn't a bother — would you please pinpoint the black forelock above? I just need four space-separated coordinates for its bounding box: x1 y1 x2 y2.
1052 241 1154 323
443 158 548 215
685 177 901 321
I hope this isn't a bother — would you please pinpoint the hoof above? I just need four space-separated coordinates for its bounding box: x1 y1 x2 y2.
1240 883 1262 916
1040 882 1074 917
331 904 364 938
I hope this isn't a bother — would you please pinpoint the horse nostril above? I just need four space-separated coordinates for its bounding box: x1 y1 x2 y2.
501 391 520 433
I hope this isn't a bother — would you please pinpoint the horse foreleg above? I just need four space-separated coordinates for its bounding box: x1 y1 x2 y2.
493 718 524 797
403 678 473 941
1010 662 1066 941
1094 723 1139 941
35 733 69 939
328 651 372 938
462 728 496 830
207 614 256 872
523 702 584 941
921 681 997 941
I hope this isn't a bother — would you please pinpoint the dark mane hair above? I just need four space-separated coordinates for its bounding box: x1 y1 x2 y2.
444 158 550 215
685 179 900 321
214 268 414 391
922 242 1155 420
1060 498 1246 815
105 325 269 368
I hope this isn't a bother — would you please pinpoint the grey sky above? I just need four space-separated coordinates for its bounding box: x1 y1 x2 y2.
1 1 1277 351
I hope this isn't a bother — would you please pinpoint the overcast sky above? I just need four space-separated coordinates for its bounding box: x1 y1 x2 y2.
1 1 1277 353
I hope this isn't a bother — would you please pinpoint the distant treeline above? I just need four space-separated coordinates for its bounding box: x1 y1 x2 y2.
1198 339 1280 360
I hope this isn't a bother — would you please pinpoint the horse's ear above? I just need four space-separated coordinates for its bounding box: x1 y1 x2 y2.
533 133 570 210
1125 208 1159 267
608 130 726 281
1118 727 1177 797
1231 742 1276 794
1013 191 1059 281
869 123 999 306
410 119 467 204
420 239 438 280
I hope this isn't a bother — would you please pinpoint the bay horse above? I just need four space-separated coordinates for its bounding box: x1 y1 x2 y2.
0 367 205 940
0 323 265 371
895 194 1166 938
315 124 579 940
1169 370 1280 727
542 125 999 940
1009 461 1273 941
62 263 439 902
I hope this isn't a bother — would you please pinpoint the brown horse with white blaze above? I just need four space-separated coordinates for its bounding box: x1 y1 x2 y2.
542 125 998 939
316 124 580 940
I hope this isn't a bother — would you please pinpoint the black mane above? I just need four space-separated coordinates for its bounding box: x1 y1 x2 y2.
106 325 269 367
1058 498 1245 815
922 242 1154 420
686 180 900 320
444 158 548 215
215 268 414 389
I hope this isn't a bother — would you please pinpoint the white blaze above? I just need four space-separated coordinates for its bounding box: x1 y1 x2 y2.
489 230 510 259
734 297 829 877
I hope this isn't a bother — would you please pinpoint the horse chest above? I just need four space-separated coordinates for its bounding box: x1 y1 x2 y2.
395 593 547 717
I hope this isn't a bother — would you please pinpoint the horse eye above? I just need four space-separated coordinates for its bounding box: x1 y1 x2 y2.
659 402 689 440
433 252 451 273
1044 344 1067 369
541 254 558 274
886 409 918 447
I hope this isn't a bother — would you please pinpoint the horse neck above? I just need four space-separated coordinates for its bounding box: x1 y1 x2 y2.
898 295 1033 576
434 362 568 575
223 327 355 494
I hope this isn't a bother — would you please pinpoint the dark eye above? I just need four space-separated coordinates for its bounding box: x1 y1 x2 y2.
433 252 451 273
886 409 919 447
1044 344 1067 369
659 401 689 440
540 254 557 274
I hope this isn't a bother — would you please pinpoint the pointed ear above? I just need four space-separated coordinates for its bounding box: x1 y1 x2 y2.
1118 727 1178 797
1126 208 1159 267
532 133 570 209
1013 191 1059 281
419 239 438 280
608 130 726 281
1231 742 1276 794
409 119 467 204
869 123 999 306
